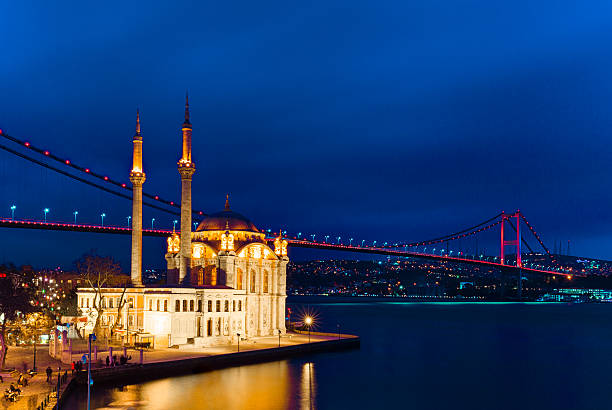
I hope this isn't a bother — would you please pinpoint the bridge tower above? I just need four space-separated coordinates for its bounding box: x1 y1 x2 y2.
129 110 146 286
500 210 522 298
178 93 195 284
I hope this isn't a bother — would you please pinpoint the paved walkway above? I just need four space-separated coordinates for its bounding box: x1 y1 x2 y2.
1 346 70 410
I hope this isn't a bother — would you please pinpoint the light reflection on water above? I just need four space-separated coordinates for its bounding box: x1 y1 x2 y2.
76 360 317 410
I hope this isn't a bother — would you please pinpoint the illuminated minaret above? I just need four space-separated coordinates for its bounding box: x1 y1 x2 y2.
178 93 195 284
129 110 146 286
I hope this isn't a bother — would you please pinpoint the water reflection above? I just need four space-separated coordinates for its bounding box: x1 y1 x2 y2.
83 359 320 410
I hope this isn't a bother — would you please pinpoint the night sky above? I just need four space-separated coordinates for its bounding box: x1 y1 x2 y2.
2 1 612 270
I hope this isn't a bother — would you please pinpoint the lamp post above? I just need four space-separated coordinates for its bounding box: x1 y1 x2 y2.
337 236 341 244
237 333 240 352
73 211 78 224
173 220 178 230
33 335 37 371
100 213 106 227
311 234 315 242
349 238 353 246
126 216 131 228
43 208 49 223
361 240 365 247
193 222 198 230
10 205 16 221
87 333 96 410
151 218 155 230
324 235 329 243
298 232 302 239
305 316 312 343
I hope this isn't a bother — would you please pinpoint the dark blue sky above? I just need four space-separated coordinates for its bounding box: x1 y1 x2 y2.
2 0 612 269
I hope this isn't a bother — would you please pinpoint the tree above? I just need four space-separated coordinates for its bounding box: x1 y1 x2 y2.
0 265 36 369
75 252 128 336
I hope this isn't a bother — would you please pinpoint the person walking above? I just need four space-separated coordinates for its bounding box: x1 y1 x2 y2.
46 366 52 383
71 361 75 375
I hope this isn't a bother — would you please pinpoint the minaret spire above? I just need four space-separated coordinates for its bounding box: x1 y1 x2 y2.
184 91 190 125
130 109 146 287
225 194 230 210
178 93 196 284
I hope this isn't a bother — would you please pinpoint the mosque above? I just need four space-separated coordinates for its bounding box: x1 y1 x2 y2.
76 97 288 347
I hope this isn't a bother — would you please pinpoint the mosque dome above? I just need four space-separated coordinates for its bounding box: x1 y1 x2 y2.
195 196 259 233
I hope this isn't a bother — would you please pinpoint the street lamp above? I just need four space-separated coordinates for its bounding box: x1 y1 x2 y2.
337 236 341 244
100 213 106 227
43 208 49 223
305 316 313 343
361 240 365 247
126 216 131 228
173 220 178 230
10 205 16 221
298 232 302 239
237 333 240 352
349 238 353 246
73 211 78 224
151 218 155 229
193 222 198 230
324 235 329 243
311 234 315 242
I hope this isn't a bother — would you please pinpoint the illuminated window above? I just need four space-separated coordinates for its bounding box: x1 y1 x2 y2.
109 298 114 308
216 300 220 312
236 268 243 290
175 300 180 312
86 299 89 308
233 300 236 311
164 300 168 312
129 298 134 308
207 318 212 336
238 300 242 311
183 300 187 311
101 297 106 308
208 300 212 312
156 300 160 311
224 300 229 312
263 271 269 293
148 300 152 311
128 315 134 326
190 300 194 312
250 271 256 293
198 300 202 312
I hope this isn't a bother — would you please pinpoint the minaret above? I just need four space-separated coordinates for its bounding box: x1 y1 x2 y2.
129 110 146 286
178 93 195 284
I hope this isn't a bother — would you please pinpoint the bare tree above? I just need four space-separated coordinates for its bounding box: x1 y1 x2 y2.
75 252 127 336
0 265 36 369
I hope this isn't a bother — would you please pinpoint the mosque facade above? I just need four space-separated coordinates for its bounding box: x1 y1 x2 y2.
76 97 288 347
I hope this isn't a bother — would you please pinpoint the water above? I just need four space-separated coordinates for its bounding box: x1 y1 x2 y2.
66 297 612 409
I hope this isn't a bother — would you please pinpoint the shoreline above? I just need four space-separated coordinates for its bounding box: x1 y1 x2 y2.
59 334 359 406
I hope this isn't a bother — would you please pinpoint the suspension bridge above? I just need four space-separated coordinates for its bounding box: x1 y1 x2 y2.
0 127 576 280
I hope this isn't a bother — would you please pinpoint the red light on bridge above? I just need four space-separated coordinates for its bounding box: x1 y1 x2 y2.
65 160 70 164
170 201 174 205
154 196 159 200
44 151 49 156
104 176 109 180
85 168 90 173
24 142 30 146
121 183 126 188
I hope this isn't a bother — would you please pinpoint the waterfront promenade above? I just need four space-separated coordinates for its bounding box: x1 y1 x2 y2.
2 332 358 409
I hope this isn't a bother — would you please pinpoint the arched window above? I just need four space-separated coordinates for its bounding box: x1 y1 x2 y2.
148 300 152 311
109 298 114 308
164 300 168 311
101 297 106 308
207 318 212 336
263 271 269 293
128 298 134 308
183 300 187 311
250 271 256 293
204 265 217 286
156 300 160 311
236 268 243 290
175 300 181 312
190 300 194 311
